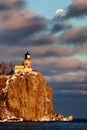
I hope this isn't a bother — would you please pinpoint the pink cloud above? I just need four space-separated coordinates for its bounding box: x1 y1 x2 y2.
0 10 46 31
59 27 87 44
0 9 47 45
29 34 58 45
45 71 87 83
0 0 25 10
66 0 87 18
33 57 85 70
0 0 47 46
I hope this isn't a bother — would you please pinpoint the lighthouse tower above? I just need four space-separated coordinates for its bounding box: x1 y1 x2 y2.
24 52 32 71
15 52 32 73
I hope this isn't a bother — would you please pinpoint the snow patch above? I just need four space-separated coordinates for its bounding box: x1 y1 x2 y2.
2 76 10 93
41 116 50 121
31 71 38 76
10 75 17 80
44 97 51 102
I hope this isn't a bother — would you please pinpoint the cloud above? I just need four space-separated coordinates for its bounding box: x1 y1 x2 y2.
0 10 47 45
33 57 85 71
45 71 87 83
30 46 73 57
59 27 87 45
0 0 87 89
0 0 47 46
54 90 87 95
28 45 87 58
0 10 38 30
0 44 87 65
0 0 25 10
80 90 87 95
51 22 72 33
66 0 87 18
27 34 58 46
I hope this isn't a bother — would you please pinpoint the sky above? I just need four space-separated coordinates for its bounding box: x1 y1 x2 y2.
0 0 87 118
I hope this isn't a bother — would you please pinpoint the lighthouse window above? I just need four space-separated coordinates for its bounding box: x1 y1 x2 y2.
27 55 30 59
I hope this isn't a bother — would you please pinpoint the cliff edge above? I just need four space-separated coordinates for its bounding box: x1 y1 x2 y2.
0 71 55 121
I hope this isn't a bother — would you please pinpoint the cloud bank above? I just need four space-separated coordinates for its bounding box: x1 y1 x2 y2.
59 27 87 45
66 0 87 18
0 0 47 46
0 0 87 86
51 22 72 33
45 71 87 83
0 0 25 10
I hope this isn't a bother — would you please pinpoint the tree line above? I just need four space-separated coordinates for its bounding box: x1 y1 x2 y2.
0 63 14 75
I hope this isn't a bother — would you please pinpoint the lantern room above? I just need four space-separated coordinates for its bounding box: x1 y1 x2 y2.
25 52 31 60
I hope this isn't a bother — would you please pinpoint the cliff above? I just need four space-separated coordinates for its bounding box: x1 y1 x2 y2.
0 71 55 121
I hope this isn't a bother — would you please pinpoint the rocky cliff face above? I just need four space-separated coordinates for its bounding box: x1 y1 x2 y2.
0 71 55 121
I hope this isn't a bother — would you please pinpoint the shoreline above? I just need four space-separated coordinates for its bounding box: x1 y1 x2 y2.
0 119 87 124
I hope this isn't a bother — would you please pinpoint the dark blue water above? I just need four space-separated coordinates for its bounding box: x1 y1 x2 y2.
0 119 87 130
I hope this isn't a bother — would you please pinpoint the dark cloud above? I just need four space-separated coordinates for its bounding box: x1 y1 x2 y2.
28 34 58 46
31 46 72 57
51 22 72 33
28 45 87 58
59 27 87 45
0 0 25 10
0 0 47 46
66 0 87 18
0 11 47 45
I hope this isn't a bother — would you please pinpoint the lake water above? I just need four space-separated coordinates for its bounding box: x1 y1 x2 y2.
0 119 87 130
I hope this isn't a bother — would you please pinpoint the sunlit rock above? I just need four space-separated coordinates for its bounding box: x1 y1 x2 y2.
0 71 54 121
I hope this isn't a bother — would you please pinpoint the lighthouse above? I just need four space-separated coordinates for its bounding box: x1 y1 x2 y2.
15 52 32 73
24 52 32 69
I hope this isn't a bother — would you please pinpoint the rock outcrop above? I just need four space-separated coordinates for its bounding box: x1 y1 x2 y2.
0 71 55 121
